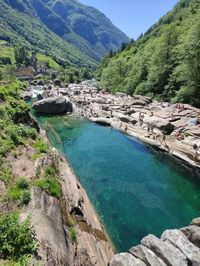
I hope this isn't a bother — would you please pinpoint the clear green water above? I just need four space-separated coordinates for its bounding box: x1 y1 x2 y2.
35 114 200 252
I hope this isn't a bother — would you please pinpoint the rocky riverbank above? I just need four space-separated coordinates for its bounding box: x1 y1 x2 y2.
29 80 200 173
110 217 200 266
25 79 200 265
21 129 114 265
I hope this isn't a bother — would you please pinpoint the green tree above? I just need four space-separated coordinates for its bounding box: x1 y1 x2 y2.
14 45 29 66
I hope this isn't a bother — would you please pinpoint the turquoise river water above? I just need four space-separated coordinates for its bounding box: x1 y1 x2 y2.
35 114 200 252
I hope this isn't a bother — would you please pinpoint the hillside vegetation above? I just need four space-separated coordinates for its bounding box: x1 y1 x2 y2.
0 0 96 68
98 0 200 107
0 0 129 67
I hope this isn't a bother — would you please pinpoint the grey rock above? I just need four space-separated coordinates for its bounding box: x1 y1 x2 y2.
191 217 200 227
143 116 174 134
37 80 44 86
132 95 151 106
22 91 33 100
74 90 81 96
37 93 43 100
114 112 136 124
91 117 111 126
141 234 188 266
181 225 200 248
125 109 136 116
22 187 74 266
32 96 72 114
110 253 146 266
130 245 167 266
161 229 200 265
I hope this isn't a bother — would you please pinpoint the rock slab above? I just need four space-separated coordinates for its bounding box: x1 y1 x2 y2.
32 96 72 114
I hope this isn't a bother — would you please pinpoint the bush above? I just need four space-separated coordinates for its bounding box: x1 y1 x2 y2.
19 190 31 205
69 227 77 244
45 165 57 177
0 212 37 262
6 179 31 205
33 139 49 155
34 178 61 198
16 178 29 189
6 185 21 201
0 164 13 185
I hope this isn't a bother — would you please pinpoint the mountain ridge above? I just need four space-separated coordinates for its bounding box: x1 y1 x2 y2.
0 0 129 67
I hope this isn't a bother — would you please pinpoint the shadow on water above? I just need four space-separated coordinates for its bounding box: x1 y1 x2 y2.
34 114 200 252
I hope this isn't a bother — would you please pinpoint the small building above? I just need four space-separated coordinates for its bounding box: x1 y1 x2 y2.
15 66 35 80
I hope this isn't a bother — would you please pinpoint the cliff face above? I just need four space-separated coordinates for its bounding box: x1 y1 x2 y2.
20 138 114 266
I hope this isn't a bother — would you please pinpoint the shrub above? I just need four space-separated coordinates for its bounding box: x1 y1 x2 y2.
16 178 29 189
6 179 31 205
0 164 13 185
0 212 37 262
44 165 57 177
6 185 21 201
19 190 31 205
34 178 61 198
69 227 77 244
33 139 49 155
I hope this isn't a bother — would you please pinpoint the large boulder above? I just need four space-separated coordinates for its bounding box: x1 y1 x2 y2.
32 96 72 114
22 91 33 100
130 245 167 266
141 234 188 266
113 111 137 124
110 253 146 266
143 116 175 134
91 117 111 126
132 95 152 106
161 229 200 265
181 225 200 248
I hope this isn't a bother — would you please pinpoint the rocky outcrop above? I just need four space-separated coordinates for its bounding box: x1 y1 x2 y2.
110 253 146 266
21 187 75 266
91 117 112 126
58 155 114 266
32 96 72 114
22 91 33 100
110 219 200 266
143 116 175 134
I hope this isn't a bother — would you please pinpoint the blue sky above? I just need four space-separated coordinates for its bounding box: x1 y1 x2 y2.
80 0 179 39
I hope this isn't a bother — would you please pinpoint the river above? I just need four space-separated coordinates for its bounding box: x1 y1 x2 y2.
35 114 200 252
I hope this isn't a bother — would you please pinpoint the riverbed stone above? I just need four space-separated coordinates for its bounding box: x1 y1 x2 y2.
141 234 188 266
143 116 175 134
191 217 200 226
130 245 167 266
91 117 111 126
161 229 200 265
110 253 146 266
181 225 200 248
22 91 33 100
32 96 72 114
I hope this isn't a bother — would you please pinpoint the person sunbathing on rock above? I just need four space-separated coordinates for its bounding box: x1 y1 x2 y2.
193 144 200 163
175 131 184 141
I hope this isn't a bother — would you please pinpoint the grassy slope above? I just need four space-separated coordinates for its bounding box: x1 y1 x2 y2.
0 43 61 70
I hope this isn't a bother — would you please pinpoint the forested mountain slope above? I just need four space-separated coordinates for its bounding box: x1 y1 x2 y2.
0 0 129 67
98 0 200 107
0 0 95 68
